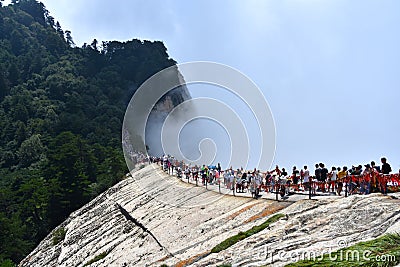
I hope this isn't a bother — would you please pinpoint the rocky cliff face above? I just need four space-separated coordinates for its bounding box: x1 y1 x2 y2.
20 164 400 267
122 66 192 160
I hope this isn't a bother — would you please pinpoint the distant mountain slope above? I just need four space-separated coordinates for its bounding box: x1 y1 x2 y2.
0 0 189 265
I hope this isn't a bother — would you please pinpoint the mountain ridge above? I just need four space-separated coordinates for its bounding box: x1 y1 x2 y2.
0 1 189 264
20 164 400 266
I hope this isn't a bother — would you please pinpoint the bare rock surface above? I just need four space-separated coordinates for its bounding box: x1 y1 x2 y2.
195 193 400 267
19 164 400 267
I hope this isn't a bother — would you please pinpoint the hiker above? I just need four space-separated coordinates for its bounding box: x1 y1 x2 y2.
371 161 380 172
177 167 182 178
380 157 392 194
215 169 220 185
235 169 241 192
192 166 199 182
265 172 272 192
248 172 256 198
292 166 300 191
217 163 222 175
369 163 381 193
228 170 235 190
201 165 207 185
337 166 347 196
238 172 247 193
381 157 392 174
241 171 247 190
354 165 363 176
328 167 337 193
184 166 191 180
255 170 262 195
249 171 261 198
208 169 215 184
273 165 282 176
361 164 372 194
302 166 310 191
162 155 168 171
279 176 287 198
319 163 328 193
315 164 321 191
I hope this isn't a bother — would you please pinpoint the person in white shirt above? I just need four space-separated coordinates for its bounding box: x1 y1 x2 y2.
302 166 310 191
329 166 337 193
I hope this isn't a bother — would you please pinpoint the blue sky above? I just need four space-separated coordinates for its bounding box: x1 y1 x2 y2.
6 0 400 171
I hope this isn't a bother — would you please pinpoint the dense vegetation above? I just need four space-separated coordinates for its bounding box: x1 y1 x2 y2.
0 0 181 265
210 214 285 253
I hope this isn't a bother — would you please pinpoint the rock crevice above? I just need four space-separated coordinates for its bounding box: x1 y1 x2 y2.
114 202 171 256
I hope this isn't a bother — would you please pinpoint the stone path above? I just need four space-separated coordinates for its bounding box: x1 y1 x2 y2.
165 166 342 203
19 164 400 267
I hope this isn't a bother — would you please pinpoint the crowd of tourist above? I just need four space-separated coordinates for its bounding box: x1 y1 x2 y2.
148 155 399 199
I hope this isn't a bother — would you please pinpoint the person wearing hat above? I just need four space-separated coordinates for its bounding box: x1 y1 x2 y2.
363 164 371 173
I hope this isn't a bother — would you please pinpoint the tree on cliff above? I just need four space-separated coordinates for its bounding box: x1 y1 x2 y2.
0 0 183 265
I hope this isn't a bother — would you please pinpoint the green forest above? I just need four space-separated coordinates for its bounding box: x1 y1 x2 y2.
0 0 180 265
